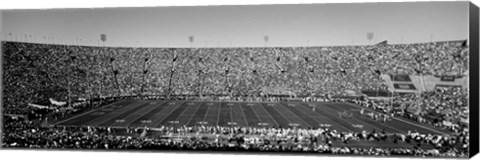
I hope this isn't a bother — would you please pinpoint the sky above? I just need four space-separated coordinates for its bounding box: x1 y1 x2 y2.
0 1 470 48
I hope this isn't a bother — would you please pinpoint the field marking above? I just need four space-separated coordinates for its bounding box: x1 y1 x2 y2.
122 101 169 127
228 103 234 125
201 102 212 123
127 101 173 127
215 102 222 126
295 103 352 131
242 105 267 127
237 103 250 127
52 100 126 126
300 103 357 132
276 103 310 127
150 101 186 128
259 103 286 127
284 103 331 128
319 103 398 133
90 101 149 126
320 102 394 132
123 100 167 126
185 102 204 126
171 101 198 126
248 104 270 127
342 103 446 135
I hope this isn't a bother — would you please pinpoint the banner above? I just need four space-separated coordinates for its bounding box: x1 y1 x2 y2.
390 75 411 82
440 76 455 82
28 103 50 109
49 98 67 106
393 83 417 90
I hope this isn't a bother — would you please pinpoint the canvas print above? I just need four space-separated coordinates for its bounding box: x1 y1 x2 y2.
0 2 474 158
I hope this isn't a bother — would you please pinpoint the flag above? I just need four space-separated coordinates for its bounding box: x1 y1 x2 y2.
304 57 309 62
49 98 67 106
113 70 119 75
110 57 115 62
143 70 148 74
28 103 50 109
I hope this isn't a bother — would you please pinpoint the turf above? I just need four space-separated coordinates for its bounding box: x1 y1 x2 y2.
55 100 446 135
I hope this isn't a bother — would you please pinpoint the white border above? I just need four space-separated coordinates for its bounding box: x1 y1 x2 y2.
0 0 478 160
0 0 474 10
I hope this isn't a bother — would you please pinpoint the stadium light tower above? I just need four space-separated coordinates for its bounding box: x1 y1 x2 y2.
189 36 194 48
264 35 269 47
367 32 374 45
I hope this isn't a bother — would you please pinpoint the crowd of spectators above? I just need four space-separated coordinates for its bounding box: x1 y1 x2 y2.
2 41 468 115
2 115 468 157
1 40 470 157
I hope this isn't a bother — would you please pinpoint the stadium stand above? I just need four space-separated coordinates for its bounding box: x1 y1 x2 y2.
1 40 470 157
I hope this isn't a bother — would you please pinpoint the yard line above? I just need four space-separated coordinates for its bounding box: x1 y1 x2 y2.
247 104 269 127
259 103 287 127
321 103 404 133
216 102 222 126
237 103 249 127
282 103 331 128
102 102 153 127
342 103 446 135
276 103 310 127
240 103 261 127
171 101 200 127
149 101 186 128
158 101 191 126
201 102 212 122
52 100 128 126
128 101 172 127
318 103 388 132
294 103 352 131
295 103 357 132
185 102 204 126
229 103 234 124
85 101 148 126
122 101 169 127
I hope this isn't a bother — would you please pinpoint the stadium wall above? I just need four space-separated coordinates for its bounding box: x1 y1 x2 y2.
381 74 468 93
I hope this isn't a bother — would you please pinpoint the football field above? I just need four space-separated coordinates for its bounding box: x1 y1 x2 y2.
55 100 446 135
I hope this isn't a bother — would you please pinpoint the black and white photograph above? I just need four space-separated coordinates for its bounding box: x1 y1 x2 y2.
0 1 478 159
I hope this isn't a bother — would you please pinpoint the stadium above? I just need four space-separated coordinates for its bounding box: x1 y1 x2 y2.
1 39 470 157
0 2 475 158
